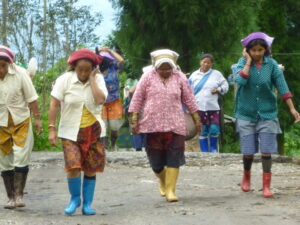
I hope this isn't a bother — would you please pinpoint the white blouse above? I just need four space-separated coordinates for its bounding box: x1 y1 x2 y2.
51 71 108 141
189 69 229 111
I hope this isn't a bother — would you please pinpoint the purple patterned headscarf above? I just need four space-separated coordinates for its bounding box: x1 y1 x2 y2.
99 51 115 61
241 32 274 48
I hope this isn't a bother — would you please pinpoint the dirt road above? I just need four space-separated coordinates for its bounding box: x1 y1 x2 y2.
0 151 300 225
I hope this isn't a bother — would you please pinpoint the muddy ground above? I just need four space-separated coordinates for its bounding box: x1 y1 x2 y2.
0 151 300 225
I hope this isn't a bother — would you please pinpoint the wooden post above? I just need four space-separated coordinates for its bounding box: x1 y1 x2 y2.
277 130 285 155
218 95 225 153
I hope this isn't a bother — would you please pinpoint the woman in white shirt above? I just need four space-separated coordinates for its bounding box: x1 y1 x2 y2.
189 54 229 153
48 48 107 215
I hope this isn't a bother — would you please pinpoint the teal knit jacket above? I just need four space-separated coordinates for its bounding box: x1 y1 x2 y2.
234 56 292 122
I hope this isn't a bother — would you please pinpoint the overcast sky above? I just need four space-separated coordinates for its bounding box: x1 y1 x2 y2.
77 0 117 42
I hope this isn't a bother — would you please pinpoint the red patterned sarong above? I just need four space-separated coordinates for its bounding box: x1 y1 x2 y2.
62 121 105 173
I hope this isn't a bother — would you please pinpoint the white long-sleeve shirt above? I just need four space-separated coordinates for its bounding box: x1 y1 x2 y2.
189 69 228 111
0 64 38 126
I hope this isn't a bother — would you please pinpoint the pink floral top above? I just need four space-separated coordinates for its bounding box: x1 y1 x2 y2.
129 69 198 136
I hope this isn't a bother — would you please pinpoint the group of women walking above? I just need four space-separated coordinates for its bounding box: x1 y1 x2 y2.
0 31 299 216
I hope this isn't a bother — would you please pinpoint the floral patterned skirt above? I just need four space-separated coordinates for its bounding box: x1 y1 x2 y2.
62 121 105 173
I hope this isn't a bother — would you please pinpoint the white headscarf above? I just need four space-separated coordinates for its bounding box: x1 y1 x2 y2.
150 49 179 69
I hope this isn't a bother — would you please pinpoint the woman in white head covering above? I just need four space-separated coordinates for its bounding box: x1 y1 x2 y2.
128 49 201 202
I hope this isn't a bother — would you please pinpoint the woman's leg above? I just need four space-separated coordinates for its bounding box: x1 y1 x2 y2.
259 133 277 198
165 133 185 202
241 155 254 192
63 138 82 215
145 133 167 197
82 172 96 215
65 168 81 215
1 169 15 209
240 134 258 192
0 149 15 209
13 122 34 207
209 123 220 153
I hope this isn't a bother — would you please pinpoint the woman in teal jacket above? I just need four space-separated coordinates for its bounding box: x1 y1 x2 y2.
234 32 300 198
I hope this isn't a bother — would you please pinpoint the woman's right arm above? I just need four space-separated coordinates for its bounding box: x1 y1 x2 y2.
234 54 251 86
48 97 60 146
128 74 147 134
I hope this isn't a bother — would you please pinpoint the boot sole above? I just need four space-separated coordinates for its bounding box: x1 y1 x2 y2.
4 206 16 209
166 198 178 202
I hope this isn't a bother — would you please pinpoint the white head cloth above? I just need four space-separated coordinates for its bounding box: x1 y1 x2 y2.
150 49 179 69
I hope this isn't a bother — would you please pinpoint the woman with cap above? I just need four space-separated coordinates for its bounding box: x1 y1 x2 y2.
48 48 108 215
128 49 201 202
234 32 300 197
95 47 124 151
189 54 229 153
0 45 42 209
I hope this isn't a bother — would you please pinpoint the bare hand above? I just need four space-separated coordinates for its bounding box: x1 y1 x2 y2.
99 46 110 52
242 48 251 61
211 88 218 94
89 68 99 78
291 109 300 123
130 122 139 135
48 130 58 146
195 123 202 135
34 119 43 135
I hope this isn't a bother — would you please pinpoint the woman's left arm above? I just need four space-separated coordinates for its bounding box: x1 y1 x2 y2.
285 98 300 123
212 73 229 95
181 77 202 134
271 60 299 122
21 70 42 134
90 69 107 105
28 100 42 134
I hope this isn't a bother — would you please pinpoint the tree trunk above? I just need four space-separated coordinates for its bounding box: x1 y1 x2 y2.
41 0 48 112
218 95 225 153
1 0 8 45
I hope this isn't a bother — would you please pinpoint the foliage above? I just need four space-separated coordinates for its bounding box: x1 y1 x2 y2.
0 0 102 68
33 109 61 151
32 58 67 151
257 0 300 153
112 0 261 76
221 124 240 154
284 123 300 156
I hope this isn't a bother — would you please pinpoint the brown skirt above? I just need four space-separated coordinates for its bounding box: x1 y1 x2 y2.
145 132 185 169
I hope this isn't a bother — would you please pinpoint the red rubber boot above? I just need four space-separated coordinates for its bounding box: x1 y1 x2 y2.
241 170 251 192
262 173 273 198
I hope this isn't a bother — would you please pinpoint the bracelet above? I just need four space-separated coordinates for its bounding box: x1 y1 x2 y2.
48 124 55 129
33 112 40 117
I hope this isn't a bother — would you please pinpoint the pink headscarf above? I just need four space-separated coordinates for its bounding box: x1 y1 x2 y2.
0 45 15 64
68 48 103 66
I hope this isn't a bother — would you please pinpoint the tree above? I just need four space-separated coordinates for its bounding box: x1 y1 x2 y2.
1 0 8 45
257 0 300 154
111 0 261 76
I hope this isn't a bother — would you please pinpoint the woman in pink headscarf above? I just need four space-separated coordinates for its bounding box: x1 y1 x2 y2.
234 32 300 198
48 48 108 215
0 45 42 209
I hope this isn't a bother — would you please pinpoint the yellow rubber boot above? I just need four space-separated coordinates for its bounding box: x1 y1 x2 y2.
165 168 179 202
155 169 166 196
